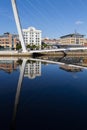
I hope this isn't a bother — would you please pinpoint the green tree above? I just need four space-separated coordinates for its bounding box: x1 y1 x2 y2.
16 44 22 50
27 44 31 48
30 45 37 50
41 43 48 49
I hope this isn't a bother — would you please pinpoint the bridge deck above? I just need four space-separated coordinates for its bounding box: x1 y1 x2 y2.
29 47 87 53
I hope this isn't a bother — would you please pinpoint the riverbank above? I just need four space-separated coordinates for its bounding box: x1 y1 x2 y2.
0 50 87 57
39 50 87 57
0 51 32 57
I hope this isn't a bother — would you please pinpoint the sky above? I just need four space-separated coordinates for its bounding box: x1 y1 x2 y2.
0 0 87 38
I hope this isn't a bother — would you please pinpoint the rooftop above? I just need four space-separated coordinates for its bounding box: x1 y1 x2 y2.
23 26 41 32
0 33 18 38
60 33 85 39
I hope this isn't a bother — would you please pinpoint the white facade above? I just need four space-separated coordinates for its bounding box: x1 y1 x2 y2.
24 61 41 79
22 27 41 48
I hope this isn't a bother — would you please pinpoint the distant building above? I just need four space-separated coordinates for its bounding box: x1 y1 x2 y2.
42 38 59 45
0 32 20 50
22 27 41 48
24 61 41 79
59 33 85 45
84 38 87 46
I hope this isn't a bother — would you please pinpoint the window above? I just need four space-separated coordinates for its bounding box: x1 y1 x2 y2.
6 42 9 44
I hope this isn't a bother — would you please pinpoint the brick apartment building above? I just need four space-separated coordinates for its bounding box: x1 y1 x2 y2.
0 32 20 50
42 38 59 45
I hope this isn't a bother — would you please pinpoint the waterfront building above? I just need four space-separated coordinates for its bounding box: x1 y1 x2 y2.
22 27 41 48
0 32 20 50
59 33 85 45
24 61 41 79
84 38 87 46
42 38 59 45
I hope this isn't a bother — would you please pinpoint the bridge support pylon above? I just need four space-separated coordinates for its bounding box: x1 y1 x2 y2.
11 0 27 52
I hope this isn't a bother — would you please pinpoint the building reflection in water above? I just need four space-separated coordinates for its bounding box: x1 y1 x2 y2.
0 60 17 73
0 57 87 129
12 59 42 128
60 64 82 72
11 57 87 129
24 60 41 79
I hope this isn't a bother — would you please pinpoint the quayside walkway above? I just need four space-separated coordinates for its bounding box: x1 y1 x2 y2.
0 46 87 56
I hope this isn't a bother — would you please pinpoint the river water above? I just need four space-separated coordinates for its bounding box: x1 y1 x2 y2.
0 56 87 130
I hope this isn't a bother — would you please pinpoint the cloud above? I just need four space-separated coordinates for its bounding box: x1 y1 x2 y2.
75 20 84 25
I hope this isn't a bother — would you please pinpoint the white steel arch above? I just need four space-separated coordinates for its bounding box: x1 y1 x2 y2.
11 0 27 52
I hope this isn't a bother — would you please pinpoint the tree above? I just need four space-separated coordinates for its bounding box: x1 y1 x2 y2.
41 43 48 49
16 44 22 50
27 44 31 48
30 45 37 50
17 59 23 65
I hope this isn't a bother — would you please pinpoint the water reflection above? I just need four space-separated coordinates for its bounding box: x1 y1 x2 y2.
12 56 87 129
60 64 82 72
24 60 41 79
11 59 27 130
0 60 18 73
0 56 87 76
0 56 87 129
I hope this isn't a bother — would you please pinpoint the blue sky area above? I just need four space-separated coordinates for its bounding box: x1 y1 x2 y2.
0 0 87 38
